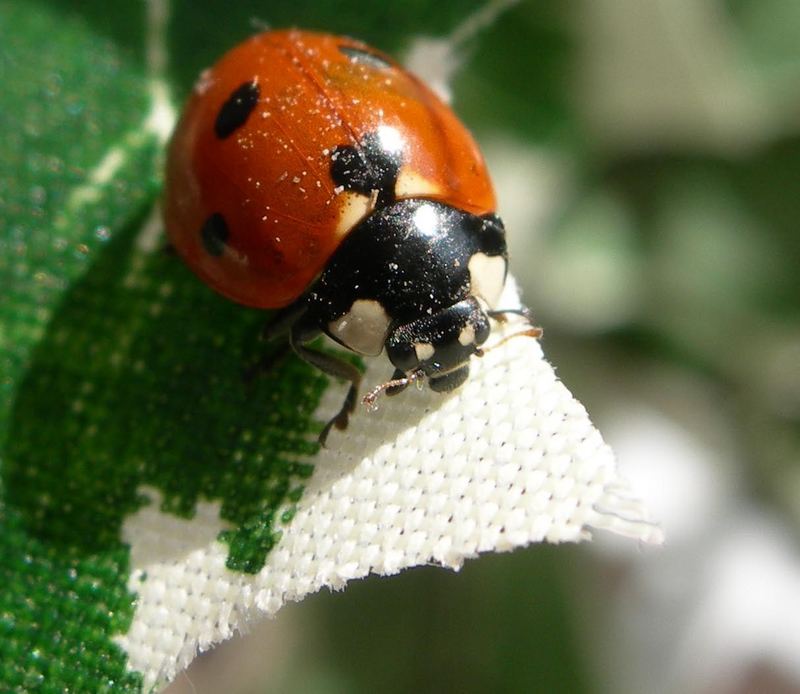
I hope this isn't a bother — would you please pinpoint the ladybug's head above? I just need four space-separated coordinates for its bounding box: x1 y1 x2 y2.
384 297 491 392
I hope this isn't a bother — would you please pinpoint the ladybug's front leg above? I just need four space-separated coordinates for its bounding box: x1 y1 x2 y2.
244 302 307 383
263 301 309 341
289 319 362 446
486 307 533 323
486 307 543 339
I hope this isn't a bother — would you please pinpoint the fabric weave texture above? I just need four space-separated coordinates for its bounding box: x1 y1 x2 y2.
114 282 663 691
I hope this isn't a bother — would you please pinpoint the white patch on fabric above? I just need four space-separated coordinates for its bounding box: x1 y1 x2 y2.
468 252 506 308
114 281 663 693
328 299 390 356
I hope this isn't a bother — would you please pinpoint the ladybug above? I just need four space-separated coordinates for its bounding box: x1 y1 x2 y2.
165 29 537 443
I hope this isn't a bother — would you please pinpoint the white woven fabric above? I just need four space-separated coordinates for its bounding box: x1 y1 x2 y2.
114 280 663 691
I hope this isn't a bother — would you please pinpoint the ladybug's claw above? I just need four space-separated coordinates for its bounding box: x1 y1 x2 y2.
318 420 337 447
288 325 363 447
318 382 358 446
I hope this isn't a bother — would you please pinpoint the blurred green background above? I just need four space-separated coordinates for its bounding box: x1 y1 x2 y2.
4 0 799 692
161 1 800 693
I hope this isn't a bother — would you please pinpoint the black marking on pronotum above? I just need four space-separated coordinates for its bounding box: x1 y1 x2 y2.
307 199 507 326
338 45 392 70
330 132 402 208
214 80 260 139
200 213 229 256
479 214 507 255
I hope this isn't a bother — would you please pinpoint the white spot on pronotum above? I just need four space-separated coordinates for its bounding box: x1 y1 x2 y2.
468 252 507 308
328 299 391 356
335 191 373 237
458 324 476 346
412 203 439 237
395 169 442 199
414 342 435 361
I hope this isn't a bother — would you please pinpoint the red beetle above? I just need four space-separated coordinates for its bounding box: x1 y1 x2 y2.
165 30 532 443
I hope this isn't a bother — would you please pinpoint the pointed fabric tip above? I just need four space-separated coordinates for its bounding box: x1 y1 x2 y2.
116 279 662 690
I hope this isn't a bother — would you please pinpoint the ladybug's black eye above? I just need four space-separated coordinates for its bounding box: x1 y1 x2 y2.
339 45 392 70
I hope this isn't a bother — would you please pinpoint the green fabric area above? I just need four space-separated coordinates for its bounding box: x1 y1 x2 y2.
0 2 328 690
5 223 326 563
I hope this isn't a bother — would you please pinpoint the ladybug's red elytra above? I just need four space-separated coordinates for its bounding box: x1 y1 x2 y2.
165 29 537 444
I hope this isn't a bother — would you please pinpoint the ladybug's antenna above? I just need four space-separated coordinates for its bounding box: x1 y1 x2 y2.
362 369 424 411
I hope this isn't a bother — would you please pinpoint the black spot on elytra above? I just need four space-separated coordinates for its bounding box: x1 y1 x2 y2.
200 213 229 256
214 80 260 139
338 45 392 70
330 132 402 208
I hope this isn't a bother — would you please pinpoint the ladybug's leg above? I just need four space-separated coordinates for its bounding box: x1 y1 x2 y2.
263 301 309 340
289 322 362 446
486 307 532 323
486 307 543 339
244 302 307 382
